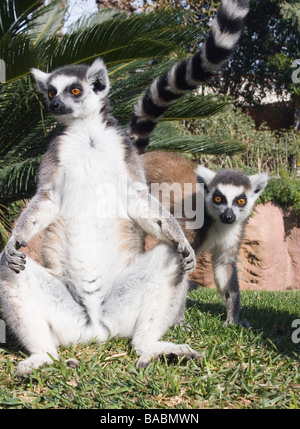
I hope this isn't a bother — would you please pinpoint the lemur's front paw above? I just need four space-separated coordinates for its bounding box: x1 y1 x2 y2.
4 239 27 274
177 241 196 273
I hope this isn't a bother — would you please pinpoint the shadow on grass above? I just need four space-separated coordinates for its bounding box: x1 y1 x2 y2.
186 291 300 359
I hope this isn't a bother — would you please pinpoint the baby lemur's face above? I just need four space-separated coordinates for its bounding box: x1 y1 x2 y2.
196 167 268 225
31 58 110 124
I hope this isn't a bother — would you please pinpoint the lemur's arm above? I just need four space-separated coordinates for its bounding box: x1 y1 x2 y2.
5 191 60 274
5 143 61 273
128 184 196 273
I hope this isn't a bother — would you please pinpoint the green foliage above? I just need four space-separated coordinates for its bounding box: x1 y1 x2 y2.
189 104 300 174
259 173 300 214
0 204 10 248
281 0 300 32
149 121 243 155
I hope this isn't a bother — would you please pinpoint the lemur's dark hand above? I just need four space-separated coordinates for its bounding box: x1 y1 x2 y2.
176 240 196 273
4 239 27 274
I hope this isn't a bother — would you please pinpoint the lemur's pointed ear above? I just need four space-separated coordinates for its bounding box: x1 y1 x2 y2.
86 58 110 96
196 166 215 191
31 68 50 94
249 173 268 200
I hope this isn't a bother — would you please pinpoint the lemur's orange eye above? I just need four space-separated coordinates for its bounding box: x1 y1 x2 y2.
48 90 56 99
237 198 246 205
71 87 81 96
214 196 222 204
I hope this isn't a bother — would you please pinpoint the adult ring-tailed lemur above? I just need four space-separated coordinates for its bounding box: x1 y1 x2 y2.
0 0 249 376
127 0 267 327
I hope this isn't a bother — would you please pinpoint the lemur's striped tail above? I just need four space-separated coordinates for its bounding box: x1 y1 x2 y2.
128 0 250 154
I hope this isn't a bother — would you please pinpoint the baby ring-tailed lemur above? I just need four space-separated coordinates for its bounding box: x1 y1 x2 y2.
0 0 249 375
141 152 268 327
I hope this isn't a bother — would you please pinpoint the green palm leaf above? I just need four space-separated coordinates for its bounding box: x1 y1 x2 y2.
0 0 44 39
0 203 10 247
149 121 243 155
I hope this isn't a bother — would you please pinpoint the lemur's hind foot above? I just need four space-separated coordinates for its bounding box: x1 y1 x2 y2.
15 352 57 377
136 341 200 369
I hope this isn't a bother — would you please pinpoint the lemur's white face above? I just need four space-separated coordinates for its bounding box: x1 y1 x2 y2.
196 166 268 225
31 58 110 125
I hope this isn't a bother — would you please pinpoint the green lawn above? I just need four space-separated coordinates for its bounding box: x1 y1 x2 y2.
0 289 299 409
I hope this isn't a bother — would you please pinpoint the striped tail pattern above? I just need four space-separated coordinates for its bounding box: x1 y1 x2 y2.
128 0 250 154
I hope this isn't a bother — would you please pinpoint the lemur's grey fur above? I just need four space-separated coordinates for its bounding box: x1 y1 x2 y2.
0 0 249 375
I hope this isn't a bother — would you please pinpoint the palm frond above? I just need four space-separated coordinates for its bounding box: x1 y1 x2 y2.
0 0 44 39
1 9 200 81
148 122 243 155
48 11 197 69
0 156 41 203
68 7 122 32
29 0 66 43
0 203 11 249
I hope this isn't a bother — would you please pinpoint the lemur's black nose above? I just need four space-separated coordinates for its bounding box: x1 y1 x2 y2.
50 97 62 112
220 208 236 224
50 96 69 115
52 101 60 109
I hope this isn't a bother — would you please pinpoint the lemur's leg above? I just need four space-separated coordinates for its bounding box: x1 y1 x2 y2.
0 254 100 376
127 185 196 274
102 243 199 369
211 247 248 327
4 191 59 273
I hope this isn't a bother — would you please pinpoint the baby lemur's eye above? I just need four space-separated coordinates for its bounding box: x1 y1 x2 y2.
48 90 56 99
237 198 246 206
71 87 81 96
214 196 222 204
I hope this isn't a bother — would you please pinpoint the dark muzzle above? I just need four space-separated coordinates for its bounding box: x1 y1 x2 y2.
219 208 236 224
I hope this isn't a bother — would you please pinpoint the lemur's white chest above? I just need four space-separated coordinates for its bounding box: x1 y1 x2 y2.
200 221 243 253
57 120 132 281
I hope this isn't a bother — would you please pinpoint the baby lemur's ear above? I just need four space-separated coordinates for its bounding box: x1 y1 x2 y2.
86 58 110 97
31 68 50 94
249 173 268 200
195 166 215 192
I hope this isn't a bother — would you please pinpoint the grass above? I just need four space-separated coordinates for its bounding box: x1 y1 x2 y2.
0 288 299 409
